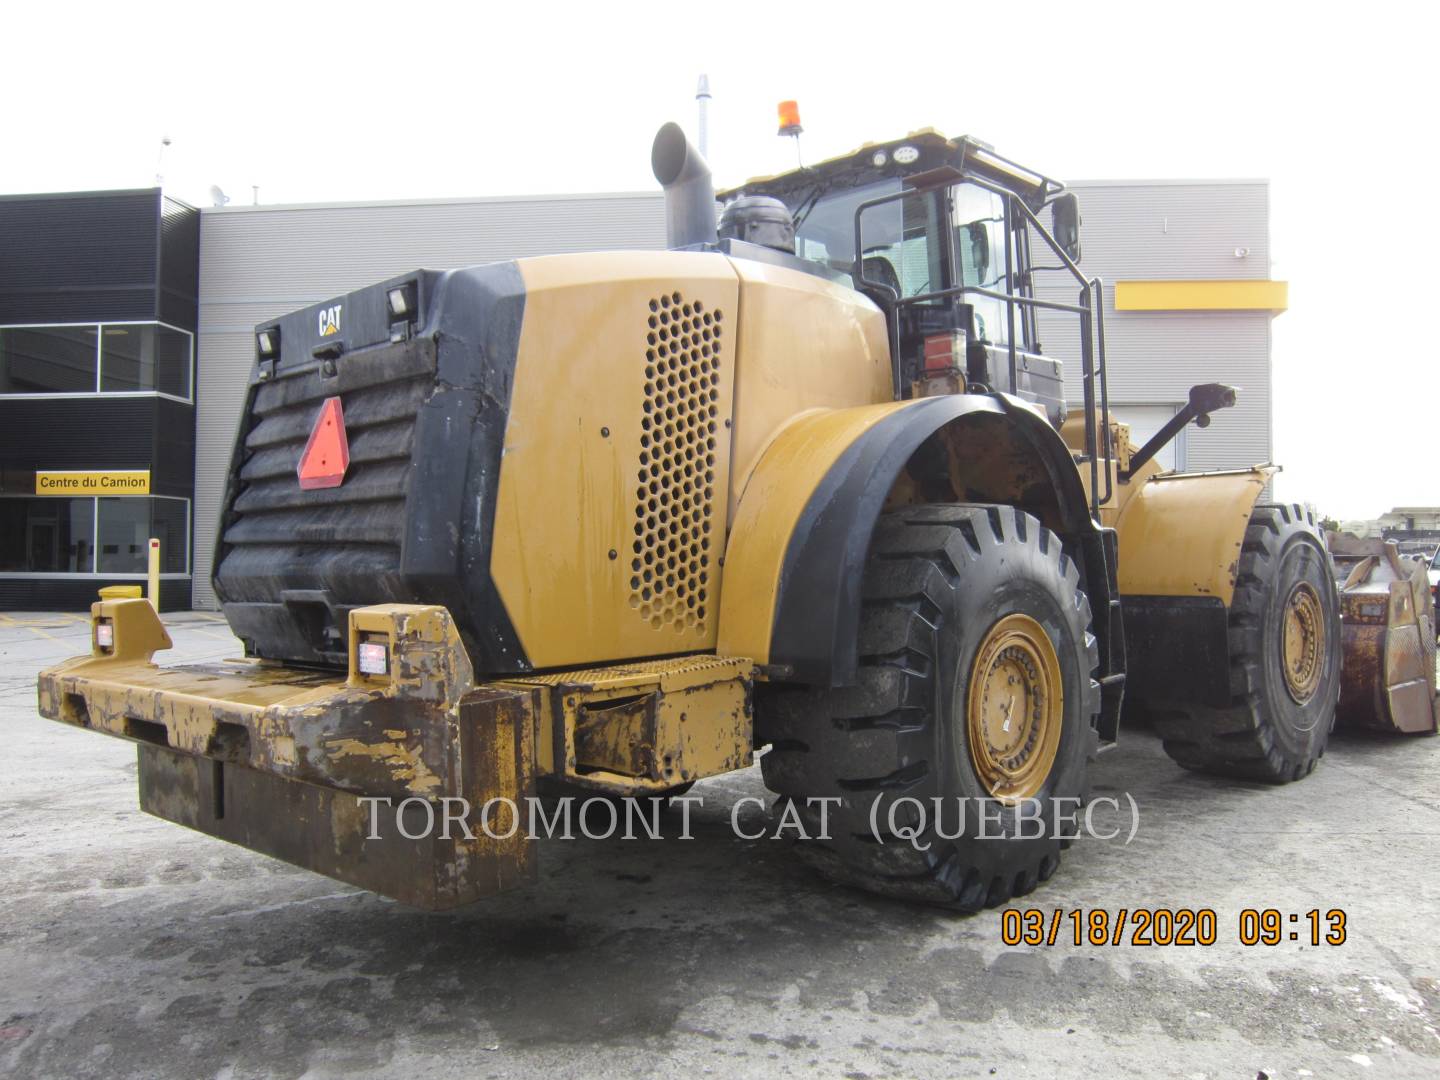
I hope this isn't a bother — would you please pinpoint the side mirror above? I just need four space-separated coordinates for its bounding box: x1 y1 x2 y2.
1052 192 1082 263
965 222 990 285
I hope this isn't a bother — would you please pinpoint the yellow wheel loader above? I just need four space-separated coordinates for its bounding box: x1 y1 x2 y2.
38 122 1341 912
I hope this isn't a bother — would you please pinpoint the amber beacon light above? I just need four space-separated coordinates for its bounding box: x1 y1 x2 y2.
777 100 803 137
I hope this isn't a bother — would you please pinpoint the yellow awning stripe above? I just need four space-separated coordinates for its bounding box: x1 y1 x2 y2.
1114 279 1288 313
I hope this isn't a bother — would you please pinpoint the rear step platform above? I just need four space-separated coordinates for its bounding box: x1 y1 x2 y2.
39 598 536 909
38 598 757 909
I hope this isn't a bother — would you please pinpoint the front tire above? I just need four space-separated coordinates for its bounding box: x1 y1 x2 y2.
1153 503 1341 781
757 504 1100 911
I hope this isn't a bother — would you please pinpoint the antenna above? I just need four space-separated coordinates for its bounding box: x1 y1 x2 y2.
209 185 230 208
695 74 712 159
154 135 172 187
251 185 260 206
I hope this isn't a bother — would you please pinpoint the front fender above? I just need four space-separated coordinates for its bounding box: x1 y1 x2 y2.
1115 467 1276 606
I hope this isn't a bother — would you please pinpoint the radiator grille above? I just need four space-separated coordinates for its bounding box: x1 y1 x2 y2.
630 291 722 636
216 343 434 602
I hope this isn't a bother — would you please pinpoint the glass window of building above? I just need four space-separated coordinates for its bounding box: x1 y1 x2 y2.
97 498 151 573
100 324 192 397
0 498 95 572
96 497 188 574
0 326 99 393
0 323 192 398
150 498 188 573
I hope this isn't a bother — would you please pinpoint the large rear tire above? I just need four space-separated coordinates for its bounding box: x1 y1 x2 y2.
756 504 1100 911
1152 503 1340 782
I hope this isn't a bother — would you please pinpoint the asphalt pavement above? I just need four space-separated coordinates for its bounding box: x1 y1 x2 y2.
1 610 1437 1078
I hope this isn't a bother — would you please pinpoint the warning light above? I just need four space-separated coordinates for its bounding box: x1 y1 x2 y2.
923 332 966 374
777 100 803 137
95 620 114 650
297 396 350 490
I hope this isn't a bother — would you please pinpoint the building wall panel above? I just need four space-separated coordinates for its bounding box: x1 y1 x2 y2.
1032 180 1274 474
0 190 163 324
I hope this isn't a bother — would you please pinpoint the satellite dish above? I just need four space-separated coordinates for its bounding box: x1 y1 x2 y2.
209 185 230 208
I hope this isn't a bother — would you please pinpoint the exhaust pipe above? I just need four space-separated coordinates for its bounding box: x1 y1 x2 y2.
651 121 718 249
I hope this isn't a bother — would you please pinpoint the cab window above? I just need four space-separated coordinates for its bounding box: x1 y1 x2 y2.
856 192 946 299
796 181 947 300
952 183 1010 344
793 180 900 270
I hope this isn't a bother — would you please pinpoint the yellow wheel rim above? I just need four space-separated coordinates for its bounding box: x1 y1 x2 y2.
1281 581 1325 704
966 613 1064 804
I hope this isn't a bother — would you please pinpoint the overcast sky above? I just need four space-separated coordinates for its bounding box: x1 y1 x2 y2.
4 1 1434 519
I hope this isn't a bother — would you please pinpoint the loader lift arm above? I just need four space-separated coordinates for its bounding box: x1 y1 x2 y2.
1121 382 1238 481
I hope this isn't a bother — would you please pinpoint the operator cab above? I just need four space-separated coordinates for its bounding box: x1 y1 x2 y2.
718 130 1099 433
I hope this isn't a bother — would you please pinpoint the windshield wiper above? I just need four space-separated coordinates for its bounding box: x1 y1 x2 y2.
792 178 836 234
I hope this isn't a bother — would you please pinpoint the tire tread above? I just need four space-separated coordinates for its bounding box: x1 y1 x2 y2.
1151 504 1338 783
757 503 1099 911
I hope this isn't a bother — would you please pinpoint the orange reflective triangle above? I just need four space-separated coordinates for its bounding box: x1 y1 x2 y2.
297 396 350 490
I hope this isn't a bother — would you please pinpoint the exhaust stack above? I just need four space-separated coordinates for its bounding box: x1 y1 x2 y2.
651 121 718 250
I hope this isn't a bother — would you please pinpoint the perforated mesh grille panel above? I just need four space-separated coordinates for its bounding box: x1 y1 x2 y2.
630 291 723 635
511 654 745 687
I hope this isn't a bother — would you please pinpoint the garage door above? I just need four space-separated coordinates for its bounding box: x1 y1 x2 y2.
1112 404 1183 472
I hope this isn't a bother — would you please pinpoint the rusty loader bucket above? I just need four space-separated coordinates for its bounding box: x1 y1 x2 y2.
1327 534 1439 734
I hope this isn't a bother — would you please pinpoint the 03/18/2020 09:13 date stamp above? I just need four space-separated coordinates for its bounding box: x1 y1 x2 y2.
1000 908 1348 947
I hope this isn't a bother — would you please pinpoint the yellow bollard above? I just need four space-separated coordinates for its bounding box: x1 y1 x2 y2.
147 538 161 612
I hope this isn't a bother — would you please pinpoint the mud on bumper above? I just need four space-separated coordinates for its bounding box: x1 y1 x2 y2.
38 599 536 910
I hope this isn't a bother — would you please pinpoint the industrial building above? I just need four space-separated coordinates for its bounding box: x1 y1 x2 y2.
1337 506 1440 552
0 189 198 610
0 176 1286 611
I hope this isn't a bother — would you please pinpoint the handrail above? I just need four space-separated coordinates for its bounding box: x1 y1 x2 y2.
1090 275 1113 507
851 170 1113 518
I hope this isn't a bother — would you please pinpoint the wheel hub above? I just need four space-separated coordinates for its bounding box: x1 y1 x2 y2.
1281 580 1325 704
966 613 1064 803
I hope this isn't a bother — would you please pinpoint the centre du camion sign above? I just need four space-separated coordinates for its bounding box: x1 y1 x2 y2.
34 471 151 495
